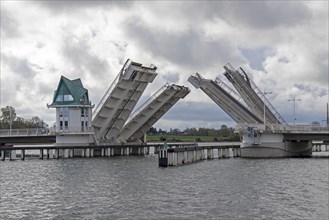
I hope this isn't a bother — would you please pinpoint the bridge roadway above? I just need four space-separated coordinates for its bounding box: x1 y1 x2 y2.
283 132 329 141
0 135 56 145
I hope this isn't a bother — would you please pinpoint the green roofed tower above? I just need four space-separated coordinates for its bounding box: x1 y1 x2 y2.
48 76 94 146
49 76 90 107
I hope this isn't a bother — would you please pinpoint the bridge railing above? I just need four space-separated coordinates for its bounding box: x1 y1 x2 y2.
236 123 329 133
126 82 170 123
0 128 49 137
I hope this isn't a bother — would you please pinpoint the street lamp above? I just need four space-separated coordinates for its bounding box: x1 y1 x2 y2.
288 98 301 126
263 90 272 126
9 107 12 135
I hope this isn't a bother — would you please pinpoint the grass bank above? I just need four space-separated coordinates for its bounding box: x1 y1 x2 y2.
146 134 240 142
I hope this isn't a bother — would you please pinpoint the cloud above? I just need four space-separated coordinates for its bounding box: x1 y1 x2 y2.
0 1 328 129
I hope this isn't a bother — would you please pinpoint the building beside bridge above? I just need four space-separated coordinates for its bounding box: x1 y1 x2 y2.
47 76 94 146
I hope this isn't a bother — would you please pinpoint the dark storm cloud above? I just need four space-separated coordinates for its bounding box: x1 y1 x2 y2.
62 34 110 77
123 18 234 69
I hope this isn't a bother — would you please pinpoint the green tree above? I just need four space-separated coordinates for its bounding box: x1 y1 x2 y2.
0 106 16 129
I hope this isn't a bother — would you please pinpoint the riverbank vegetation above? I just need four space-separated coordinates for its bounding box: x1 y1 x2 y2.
0 106 48 129
146 125 240 142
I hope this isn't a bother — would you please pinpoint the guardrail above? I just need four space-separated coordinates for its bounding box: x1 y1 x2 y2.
236 123 329 133
0 126 95 137
0 128 49 137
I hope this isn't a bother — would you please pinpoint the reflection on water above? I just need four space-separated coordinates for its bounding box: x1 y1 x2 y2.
1 154 328 219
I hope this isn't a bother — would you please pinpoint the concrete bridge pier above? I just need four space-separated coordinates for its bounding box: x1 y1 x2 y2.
187 150 195 162
21 149 25 160
63 149 69 158
110 148 115 156
218 149 223 158
177 151 184 164
222 148 230 158
10 150 16 160
195 149 204 160
207 148 214 159
1 150 4 161
85 149 90 157
232 148 239 157
40 149 44 159
168 151 177 166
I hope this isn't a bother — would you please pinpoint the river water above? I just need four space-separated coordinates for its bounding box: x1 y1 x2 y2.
0 153 328 219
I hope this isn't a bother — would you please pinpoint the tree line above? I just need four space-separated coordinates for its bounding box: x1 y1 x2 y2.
147 124 238 138
0 106 48 129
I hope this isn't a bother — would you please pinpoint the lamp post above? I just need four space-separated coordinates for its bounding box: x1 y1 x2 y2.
9 107 12 135
288 98 301 126
263 90 272 126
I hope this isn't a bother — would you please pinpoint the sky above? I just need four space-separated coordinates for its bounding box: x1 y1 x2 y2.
1 1 328 130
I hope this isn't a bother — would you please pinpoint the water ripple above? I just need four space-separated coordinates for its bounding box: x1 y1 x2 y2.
1 156 328 219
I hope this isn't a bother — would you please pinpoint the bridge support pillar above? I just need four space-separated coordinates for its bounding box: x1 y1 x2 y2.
232 148 239 157
222 148 229 158
0 150 6 161
168 151 177 166
207 148 214 159
63 149 69 158
85 149 90 158
40 149 44 160
0 150 4 161
187 150 194 162
123 147 130 156
218 149 223 158
10 150 16 160
21 149 25 160
177 151 184 164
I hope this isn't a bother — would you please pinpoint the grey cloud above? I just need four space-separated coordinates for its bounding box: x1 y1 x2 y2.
2 55 36 78
0 8 21 38
145 2 312 30
62 34 110 78
162 101 232 123
36 1 131 14
240 48 274 71
123 18 236 69
163 73 180 84
294 84 328 98
217 1 312 29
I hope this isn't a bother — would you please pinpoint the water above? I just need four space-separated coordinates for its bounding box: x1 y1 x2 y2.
0 154 328 219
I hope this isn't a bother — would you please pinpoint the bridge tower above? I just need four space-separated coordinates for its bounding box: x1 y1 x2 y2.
47 76 94 146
